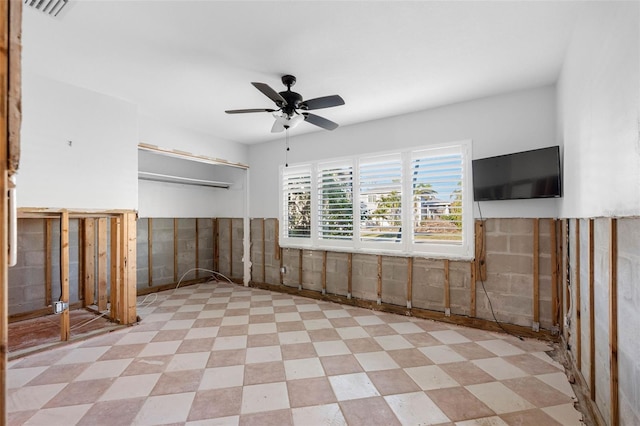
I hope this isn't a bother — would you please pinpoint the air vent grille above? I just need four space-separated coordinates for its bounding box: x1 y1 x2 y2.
24 0 69 17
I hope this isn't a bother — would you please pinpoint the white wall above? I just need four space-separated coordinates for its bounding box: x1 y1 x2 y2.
249 85 559 219
19 73 138 210
557 2 640 219
558 3 640 426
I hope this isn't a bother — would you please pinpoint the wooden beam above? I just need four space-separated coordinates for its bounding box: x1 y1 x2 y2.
83 219 95 306
279 247 284 285
550 218 559 327
262 218 266 282
475 220 487 281
298 249 303 288
347 253 353 298
213 218 219 272
119 213 137 325
470 261 476 317
195 218 199 279
78 219 84 303
377 255 382 304
229 219 233 277
588 218 595 401
173 218 178 283
444 259 450 311
60 211 70 341
110 217 120 321
97 218 108 311
45 219 52 307
322 251 327 295
147 218 153 287
575 219 582 369
533 218 540 325
407 257 413 309
274 219 280 261
609 218 619 426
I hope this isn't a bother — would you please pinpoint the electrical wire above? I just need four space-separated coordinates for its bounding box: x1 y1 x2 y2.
476 201 524 341
175 268 235 289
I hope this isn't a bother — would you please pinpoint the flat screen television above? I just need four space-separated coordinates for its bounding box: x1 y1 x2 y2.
472 146 561 201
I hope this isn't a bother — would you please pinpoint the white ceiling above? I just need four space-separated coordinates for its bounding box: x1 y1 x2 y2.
22 0 588 145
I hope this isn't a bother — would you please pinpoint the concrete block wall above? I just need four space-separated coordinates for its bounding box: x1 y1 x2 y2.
249 219 281 285
565 217 640 426
216 218 244 281
136 217 220 291
252 217 556 333
8 218 81 316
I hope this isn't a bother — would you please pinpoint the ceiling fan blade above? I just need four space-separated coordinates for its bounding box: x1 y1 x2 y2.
252 82 287 106
301 95 345 111
225 108 276 114
303 113 339 131
271 120 286 133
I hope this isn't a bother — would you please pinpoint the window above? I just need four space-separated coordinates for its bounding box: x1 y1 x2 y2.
281 165 312 238
279 141 473 259
318 161 353 240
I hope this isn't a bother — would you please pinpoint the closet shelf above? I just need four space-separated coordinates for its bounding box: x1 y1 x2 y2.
138 171 231 189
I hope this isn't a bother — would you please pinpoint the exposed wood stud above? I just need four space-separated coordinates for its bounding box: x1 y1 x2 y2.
322 251 327 295
173 218 178 283
298 249 303 288
444 259 450 310
213 218 219 272
377 255 382 304
407 257 413 309
110 217 120 322
229 219 233 278
550 218 559 327
97 218 108 311
279 247 284 285
83 219 95 306
195 218 199 279
78 220 84 302
148 218 153 287
274 219 280 261
533 218 540 324
262 218 266 282
609 218 619 426
60 211 70 341
45 219 52 307
576 219 582 369
470 261 476 317
475 220 487 281
565 219 570 316
347 253 353 298
588 218 595 401
120 213 137 325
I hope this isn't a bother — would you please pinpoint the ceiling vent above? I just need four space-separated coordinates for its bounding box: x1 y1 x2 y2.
24 0 69 17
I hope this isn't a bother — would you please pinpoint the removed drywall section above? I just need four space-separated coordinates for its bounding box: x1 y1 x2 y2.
215 218 244 282
20 73 138 210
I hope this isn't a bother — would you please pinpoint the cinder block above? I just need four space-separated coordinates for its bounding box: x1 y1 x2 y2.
486 234 508 253
508 235 533 254
486 253 532 275
500 218 534 234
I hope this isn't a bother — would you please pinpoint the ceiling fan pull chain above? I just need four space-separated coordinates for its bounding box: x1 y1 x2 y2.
285 128 290 167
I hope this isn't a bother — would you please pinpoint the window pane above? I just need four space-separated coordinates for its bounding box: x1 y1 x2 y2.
411 150 463 243
318 163 353 240
360 155 403 242
283 167 311 238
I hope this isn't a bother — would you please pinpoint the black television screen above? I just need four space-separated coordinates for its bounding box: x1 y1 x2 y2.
472 146 561 201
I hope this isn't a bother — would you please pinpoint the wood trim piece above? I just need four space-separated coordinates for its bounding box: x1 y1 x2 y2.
407 257 413 308
229 219 233 277
173 218 178 283
470 261 476 317
298 249 303 287
475 220 486 281
60 211 70 341
262 218 266 282
533 218 540 324
148 218 153 287
377 255 382 303
97 218 108 311
110 217 120 321
195 219 199 279
7 0 20 175
274 219 280 261
609 218 618 426
45 219 52 307
576 219 582 369
138 143 249 170
120 213 137 325
322 251 327 294
444 259 450 310
588 218 595 401
213 218 219 272
550 218 559 326
83 219 95 306
347 253 353 297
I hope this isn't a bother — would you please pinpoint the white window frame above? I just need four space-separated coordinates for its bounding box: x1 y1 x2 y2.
279 140 474 260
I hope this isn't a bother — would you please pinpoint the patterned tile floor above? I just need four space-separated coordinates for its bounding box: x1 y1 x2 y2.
7 281 585 425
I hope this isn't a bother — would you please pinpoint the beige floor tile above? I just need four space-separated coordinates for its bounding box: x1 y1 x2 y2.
374 335 413 351
244 361 286 385
385 391 450 425
292 403 347 426
500 408 563 426
101 373 161 400
7 383 67 412
427 386 495 421
320 354 364 376
284 357 325 380
535 372 577 397
329 372 380 400
288 377 337 407
466 382 536 414
355 351 400 371
340 396 401 426
440 361 496 386
24 404 92 426
134 391 195 424
367 368 421 395
477 339 526 357
241 382 290 414
405 365 459 390
472 357 528 380
187 387 243 421
420 345 467 364
313 340 351 356
542 403 584 426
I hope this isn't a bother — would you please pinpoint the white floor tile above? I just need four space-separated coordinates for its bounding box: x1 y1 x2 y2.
245 345 282 364
24 404 92 426
185 327 219 339
313 340 351 357
278 330 311 345
536 372 577 397
304 319 333 330
221 315 249 326
466 382 535 414
166 352 210 372
329 372 380 401
199 365 245 390
477 339 526 356
284 357 325 380
138 341 181 357
7 366 47 389
55 346 110 365
7 384 66 412
354 315 385 326
355 351 400 371
455 416 510 426
388 322 425 334
292 403 347 426
419 345 466 364
212 336 248 351
374 335 413 351
162 319 196 330
385 391 450 425
542 403 584 425
429 330 472 344
275 312 302 322
336 326 369 340
473 357 528 380
404 365 459 390
133 391 195 425
115 331 158 345
99 373 161 401
241 382 290 414
75 358 132 380
248 323 277 335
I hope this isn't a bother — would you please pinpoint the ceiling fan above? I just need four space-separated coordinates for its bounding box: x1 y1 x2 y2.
225 75 345 133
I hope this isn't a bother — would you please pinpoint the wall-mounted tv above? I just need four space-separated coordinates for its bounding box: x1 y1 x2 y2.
472 146 562 201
